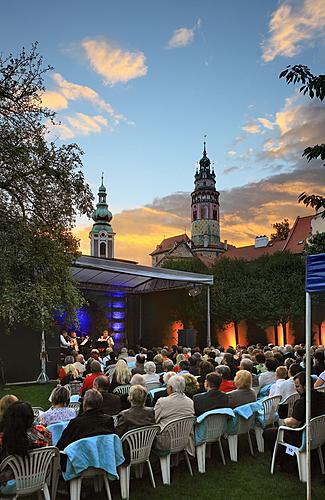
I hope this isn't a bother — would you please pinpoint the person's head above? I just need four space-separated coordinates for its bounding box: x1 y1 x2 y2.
130 373 145 386
51 385 70 407
179 360 190 372
153 354 163 365
93 375 110 393
62 330 68 337
255 353 265 365
2 401 34 456
90 360 102 373
216 364 231 380
275 366 288 381
234 370 252 390
128 385 148 407
162 359 174 372
109 351 117 361
204 372 222 391
239 358 254 373
265 358 279 372
76 354 85 364
182 373 199 396
115 359 131 384
64 363 78 379
284 357 294 369
70 331 77 339
64 355 74 366
0 394 18 419
176 353 186 365
91 349 100 360
146 351 154 362
83 389 103 412
293 371 313 395
163 371 176 385
222 353 235 366
167 375 185 395
102 330 109 339
144 361 156 374
314 349 325 363
199 360 215 379
136 354 146 366
288 363 304 378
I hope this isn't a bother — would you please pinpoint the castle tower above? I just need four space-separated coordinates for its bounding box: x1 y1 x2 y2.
191 142 221 252
89 174 115 258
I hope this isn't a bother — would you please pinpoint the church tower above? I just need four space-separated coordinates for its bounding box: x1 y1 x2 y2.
191 142 222 254
89 174 115 258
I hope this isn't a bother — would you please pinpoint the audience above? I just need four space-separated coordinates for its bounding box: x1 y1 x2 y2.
193 372 229 416
109 359 131 392
0 395 18 429
80 360 104 396
216 365 236 393
143 361 160 385
39 386 76 426
228 370 256 408
115 385 155 437
258 358 279 388
93 376 122 415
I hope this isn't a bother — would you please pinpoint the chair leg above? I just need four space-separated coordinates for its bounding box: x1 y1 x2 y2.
42 483 51 500
196 443 206 473
317 446 325 475
184 451 193 476
218 439 226 465
248 432 254 456
103 474 112 500
119 465 130 500
147 459 156 488
228 435 238 462
70 478 82 500
160 454 171 485
255 427 264 453
270 441 278 474
297 451 307 482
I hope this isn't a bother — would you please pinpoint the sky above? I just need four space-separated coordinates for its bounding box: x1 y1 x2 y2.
1 0 325 264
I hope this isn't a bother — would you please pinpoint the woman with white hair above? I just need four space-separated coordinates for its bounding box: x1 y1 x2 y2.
143 361 160 385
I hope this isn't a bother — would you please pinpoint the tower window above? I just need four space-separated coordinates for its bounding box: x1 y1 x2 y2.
213 209 218 220
193 210 197 221
100 242 106 257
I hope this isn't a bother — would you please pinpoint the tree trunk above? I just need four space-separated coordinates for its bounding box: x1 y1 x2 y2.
273 324 278 346
318 323 322 346
234 321 239 346
282 321 287 345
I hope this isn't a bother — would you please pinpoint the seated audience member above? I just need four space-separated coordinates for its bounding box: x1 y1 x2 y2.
0 401 52 491
118 347 129 360
228 370 256 408
39 386 76 426
207 351 218 369
61 363 81 386
102 349 113 368
130 373 145 386
313 349 325 376
0 395 18 429
178 360 190 375
264 371 325 471
269 366 288 397
93 376 122 415
115 385 155 437
125 349 137 364
173 354 186 373
193 372 229 416
59 355 74 383
216 365 236 393
110 359 131 392
239 359 259 387
254 353 267 374
105 350 117 368
143 361 160 385
152 372 176 405
258 358 279 388
314 369 325 390
80 360 104 396
221 353 237 379
188 356 200 376
197 360 215 391
182 373 200 399
153 354 164 373
73 354 86 376
57 389 114 450
85 349 103 374
131 354 146 375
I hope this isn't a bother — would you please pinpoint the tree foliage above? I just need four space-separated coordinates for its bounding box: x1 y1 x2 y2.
270 219 290 241
304 232 325 255
280 65 325 217
0 44 94 329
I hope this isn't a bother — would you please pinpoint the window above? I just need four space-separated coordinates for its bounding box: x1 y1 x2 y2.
193 210 197 221
100 242 106 257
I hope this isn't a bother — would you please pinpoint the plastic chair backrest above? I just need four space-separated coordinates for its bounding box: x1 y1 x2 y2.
67 381 82 395
310 414 325 449
68 401 81 412
263 395 282 426
281 392 299 417
121 425 160 465
32 407 44 418
113 384 131 396
145 382 161 392
236 414 255 435
160 417 195 454
202 414 228 443
105 364 117 378
0 446 59 496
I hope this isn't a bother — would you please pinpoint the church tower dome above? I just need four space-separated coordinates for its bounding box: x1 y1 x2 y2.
89 174 115 258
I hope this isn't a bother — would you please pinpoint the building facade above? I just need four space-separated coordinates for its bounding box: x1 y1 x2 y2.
89 175 115 258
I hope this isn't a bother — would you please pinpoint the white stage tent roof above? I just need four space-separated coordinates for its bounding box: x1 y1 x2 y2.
71 255 213 293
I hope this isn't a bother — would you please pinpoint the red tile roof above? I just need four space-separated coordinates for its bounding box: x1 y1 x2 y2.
150 233 191 256
282 215 313 254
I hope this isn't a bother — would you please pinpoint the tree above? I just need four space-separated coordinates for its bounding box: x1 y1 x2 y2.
280 65 325 217
270 219 290 241
0 44 94 329
304 232 325 255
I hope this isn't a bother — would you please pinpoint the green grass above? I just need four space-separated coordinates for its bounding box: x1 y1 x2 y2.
0 384 324 499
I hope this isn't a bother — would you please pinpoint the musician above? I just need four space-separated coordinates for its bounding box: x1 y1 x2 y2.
97 330 114 348
69 331 79 352
60 330 71 353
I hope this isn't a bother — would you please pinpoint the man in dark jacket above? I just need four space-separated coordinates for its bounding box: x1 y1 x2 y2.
193 372 229 416
57 389 114 450
94 376 122 415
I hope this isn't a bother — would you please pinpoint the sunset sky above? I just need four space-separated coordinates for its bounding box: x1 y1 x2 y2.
1 0 325 264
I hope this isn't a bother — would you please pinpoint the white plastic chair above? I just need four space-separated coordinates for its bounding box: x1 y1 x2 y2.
105 364 117 378
226 415 255 462
68 401 81 413
278 392 300 425
113 384 131 396
271 414 325 482
66 381 83 395
0 446 59 499
69 467 112 500
255 395 282 452
119 425 160 499
145 382 161 392
32 407 44 418
157 416 196 485
196 414 228 473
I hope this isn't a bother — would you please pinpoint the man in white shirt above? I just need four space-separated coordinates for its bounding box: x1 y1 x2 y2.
60 330 71 352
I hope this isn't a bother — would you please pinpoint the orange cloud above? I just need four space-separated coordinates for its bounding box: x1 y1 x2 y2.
41 90 68 110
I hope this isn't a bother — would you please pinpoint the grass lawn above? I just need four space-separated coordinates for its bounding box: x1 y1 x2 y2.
0 383 324 499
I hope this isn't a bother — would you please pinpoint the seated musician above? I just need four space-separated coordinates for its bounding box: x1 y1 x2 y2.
97 329 114 348
69 331 79 352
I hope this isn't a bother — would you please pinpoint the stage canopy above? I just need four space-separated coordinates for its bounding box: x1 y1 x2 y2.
71 255 214 293
306 253 325 293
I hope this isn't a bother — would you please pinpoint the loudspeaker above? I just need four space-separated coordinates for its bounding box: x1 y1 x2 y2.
177 329 198 348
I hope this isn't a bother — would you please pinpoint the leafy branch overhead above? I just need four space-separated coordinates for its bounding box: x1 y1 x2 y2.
280 65 325 217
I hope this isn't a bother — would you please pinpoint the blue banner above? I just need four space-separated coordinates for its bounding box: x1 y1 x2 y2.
306 253 325 292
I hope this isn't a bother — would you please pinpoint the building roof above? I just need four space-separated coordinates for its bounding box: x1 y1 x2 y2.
150 233 191 256
282 215 313 253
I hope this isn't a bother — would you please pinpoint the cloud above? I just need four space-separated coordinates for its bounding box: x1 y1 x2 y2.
167 28 195 49
223 165 241 175
262 0 325 62
258 117 275 130
82 39 147 85
51 112 109 139
242 123 262 134
227 150 237 157
41 91 68 110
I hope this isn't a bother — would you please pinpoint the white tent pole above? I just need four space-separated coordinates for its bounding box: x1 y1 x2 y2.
207 286 211 347
305 291 312 500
